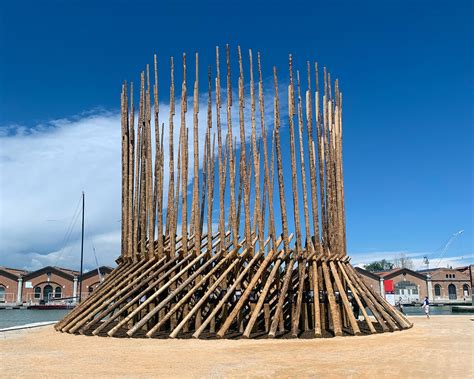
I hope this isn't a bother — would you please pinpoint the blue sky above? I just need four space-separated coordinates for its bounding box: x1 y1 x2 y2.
0 0 472 271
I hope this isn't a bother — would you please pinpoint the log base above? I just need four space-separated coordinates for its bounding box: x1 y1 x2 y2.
56 250 412 339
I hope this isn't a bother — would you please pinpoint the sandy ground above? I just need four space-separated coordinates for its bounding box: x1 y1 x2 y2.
1 316 473 378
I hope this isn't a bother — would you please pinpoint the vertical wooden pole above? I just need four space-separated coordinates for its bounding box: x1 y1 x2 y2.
287 55 302 258
314 63 326 253
215 46 227 253
180 53 188 256
152 55 162 256
120 83 129 258
133 76 143 259
268 66 291 337
146 65 154 254
226 45 238 247
257 53 276 252
139 72 148 257
249 50 262 254
237 46 252 252
272 67 289 254
206 66 214 254
291 70 312 336
167 58 176 257
127 82 135 259
192 52 201 256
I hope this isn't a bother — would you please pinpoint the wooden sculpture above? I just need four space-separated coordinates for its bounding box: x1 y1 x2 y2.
56 46 412 338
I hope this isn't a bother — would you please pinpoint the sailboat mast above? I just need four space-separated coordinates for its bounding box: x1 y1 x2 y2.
78 191 85 303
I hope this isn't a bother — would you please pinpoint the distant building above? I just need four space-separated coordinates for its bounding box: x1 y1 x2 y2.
0 265 113 305
356 265 473 305
0 267 28 303
420 266 472 303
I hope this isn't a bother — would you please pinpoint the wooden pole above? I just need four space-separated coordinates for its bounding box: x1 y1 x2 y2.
192 52 201 256
168 57 176 257
127 82 135 259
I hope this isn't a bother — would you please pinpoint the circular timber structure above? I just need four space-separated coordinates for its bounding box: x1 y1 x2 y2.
56 46 412 339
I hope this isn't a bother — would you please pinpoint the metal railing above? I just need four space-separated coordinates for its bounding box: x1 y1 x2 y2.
0 292 17 303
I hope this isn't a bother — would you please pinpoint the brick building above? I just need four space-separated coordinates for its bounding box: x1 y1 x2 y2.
80 267 112 297
420 267 472 303
0 265 112 305
0 267 28 303
355 265 473 305
355 267 382 295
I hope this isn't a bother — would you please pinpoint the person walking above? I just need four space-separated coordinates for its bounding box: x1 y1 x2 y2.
396 297 405 315
422 296 430 318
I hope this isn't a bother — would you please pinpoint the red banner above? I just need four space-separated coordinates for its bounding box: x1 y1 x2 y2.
384 279 394 294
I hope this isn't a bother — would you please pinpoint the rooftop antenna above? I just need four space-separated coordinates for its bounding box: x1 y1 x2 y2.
423 256 429 270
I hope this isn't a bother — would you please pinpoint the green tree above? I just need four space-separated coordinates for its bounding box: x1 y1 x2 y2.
364 259 394 272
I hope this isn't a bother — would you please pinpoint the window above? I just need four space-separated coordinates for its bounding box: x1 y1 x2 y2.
0 286 5 302
55 287 62 298
394 281 419 299
463 284 470 297
88 286 94 294
453 274 455 278
446 274 449 278
34 287 41 299
43 285 53 301
434 284 441 297
448 284 457 300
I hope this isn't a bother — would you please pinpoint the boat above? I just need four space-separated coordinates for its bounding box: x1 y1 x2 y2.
27 304 76 310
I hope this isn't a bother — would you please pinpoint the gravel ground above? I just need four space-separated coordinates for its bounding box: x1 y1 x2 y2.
1 315 472 378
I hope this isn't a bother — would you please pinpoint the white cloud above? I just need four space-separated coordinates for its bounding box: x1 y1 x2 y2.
2 90 470 273
0 88 276 271
0 112 122 271
351 250 473 270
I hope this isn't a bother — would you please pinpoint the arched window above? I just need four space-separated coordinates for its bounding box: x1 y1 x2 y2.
0 285 5 302
55 287 62 298
448 284 457 300
34 286 41 299
463 284 470 297
434 284 441 297
43 285 53 302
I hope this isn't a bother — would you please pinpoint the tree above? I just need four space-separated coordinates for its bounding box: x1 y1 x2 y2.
364 259 394 272
393 253 414 269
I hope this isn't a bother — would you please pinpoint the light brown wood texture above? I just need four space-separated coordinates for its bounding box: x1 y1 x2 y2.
57 47 412 339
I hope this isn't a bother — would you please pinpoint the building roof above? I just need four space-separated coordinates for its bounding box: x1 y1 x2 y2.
0 266 29 277
22 266 79 281
82 266 113 280
379 268 428 281
0 267 23 281
356 267 430 281
355 266 381 280
3 265 114 281
418 267 457 273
